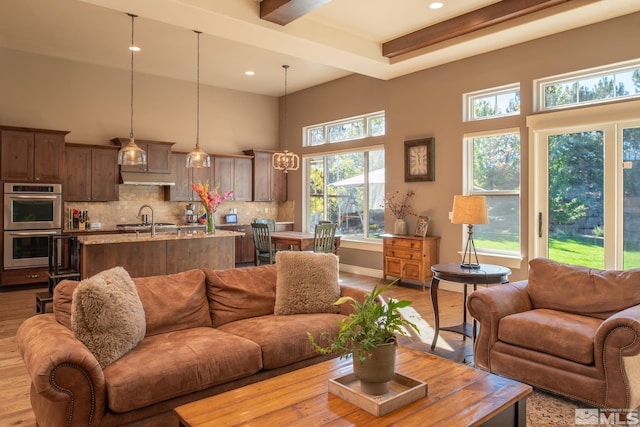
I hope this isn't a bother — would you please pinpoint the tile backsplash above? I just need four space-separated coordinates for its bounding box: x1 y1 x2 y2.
64 185 294 230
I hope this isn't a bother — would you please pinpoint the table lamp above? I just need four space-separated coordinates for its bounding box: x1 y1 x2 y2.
451 195 488 269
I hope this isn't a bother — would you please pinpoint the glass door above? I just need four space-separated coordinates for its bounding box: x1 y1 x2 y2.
623 125 640 269
547 129 605 269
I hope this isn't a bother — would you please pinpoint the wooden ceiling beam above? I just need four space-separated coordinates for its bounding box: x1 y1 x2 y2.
383 0 573 59
260 0 331 26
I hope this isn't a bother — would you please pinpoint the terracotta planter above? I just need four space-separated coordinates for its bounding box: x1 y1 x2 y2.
352 341 397 395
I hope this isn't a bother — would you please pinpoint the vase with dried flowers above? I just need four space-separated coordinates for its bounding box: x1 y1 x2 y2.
191 181 234 233
382 190 417 235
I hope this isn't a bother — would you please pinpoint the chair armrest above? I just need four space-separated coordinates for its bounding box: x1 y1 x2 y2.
593 304 640 408
16 314 106 427
467 280 532 370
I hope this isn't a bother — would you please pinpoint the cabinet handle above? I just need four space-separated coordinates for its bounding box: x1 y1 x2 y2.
29 274 40 279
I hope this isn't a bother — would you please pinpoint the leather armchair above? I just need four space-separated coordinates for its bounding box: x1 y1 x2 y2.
468 258 640 409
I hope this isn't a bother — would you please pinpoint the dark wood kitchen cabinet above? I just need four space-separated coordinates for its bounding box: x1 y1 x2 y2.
213 155 253 202
218 224 255 265
0 125 69 182
243 149 287 202
65 144 119 201
164 152 213 202
111 138 174 174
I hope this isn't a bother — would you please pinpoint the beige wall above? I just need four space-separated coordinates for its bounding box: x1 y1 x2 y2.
283 12 640 281
1 12 638 280
0 48 278 153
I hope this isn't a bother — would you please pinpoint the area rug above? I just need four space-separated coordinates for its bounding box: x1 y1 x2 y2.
527 388 583 427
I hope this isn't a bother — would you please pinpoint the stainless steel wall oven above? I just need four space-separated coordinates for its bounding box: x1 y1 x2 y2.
3 183 62 269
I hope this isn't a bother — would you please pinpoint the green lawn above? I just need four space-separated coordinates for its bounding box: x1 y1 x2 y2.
477 234 640 269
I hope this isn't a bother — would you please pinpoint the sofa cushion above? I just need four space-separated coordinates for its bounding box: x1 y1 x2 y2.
217 313 345 369
103 327 263 413
273 251 340 315
134 269 212 336
71 267 146 368
205 264 277 327
527 258 640 319
498 308 602 365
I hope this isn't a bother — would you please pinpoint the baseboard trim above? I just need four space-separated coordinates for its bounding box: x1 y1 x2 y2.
339 264 464 294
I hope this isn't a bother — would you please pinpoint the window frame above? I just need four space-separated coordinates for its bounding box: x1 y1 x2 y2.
463 83 520 122
303 111 385 147
302 145 385 242
463 127 522 258
535 59 640 112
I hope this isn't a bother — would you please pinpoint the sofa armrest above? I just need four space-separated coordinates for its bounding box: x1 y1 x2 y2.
467 280 532 370
338 285 368 316
16 314 106 427
594 304 640 408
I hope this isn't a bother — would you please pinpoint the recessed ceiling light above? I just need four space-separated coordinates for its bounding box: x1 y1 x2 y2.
429 2 444 9
245 70 255 76
129 46 141 52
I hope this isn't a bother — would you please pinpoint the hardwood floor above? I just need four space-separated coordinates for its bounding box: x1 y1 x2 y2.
0 272 472 426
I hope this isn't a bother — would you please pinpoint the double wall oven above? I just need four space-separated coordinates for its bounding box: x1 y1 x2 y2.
3 183 62 269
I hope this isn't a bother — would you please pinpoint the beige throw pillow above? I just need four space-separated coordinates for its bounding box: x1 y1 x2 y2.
71 267 146 367
274 251 340 315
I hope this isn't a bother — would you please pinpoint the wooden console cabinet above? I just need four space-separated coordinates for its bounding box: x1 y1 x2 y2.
383 234 440 290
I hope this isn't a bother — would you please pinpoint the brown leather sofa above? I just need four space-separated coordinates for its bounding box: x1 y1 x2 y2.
468 258 640 409
16 264 367 426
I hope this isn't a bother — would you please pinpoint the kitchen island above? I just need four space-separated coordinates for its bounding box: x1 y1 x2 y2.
77 229 242 279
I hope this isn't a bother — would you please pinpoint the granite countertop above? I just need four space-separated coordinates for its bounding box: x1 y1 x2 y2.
77 229 243 245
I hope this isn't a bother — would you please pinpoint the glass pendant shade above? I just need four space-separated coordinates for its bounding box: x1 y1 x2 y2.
272 64 299 173
118 13 147 166
186 142 211 168
186 30 211 169
118 137 147 165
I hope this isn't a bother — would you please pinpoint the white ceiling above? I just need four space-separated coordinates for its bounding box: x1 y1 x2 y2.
1 0 639 96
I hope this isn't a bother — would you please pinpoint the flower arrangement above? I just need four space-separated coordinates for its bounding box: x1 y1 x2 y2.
382 190 417 219
191 181 234 233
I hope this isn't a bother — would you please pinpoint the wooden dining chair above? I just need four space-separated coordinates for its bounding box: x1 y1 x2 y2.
254 218 276 232
313 222 337 253
251 222 277 265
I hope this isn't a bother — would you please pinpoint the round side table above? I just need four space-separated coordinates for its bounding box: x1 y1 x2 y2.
430 263 511 350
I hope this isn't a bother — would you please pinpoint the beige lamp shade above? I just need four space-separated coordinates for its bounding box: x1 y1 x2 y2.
451 195 488 225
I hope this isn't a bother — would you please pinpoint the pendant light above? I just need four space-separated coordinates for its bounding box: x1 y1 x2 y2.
118 13 147 166
186 30 211 168
272 65 299 173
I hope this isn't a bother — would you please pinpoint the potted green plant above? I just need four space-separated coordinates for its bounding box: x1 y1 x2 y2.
308 281 419 395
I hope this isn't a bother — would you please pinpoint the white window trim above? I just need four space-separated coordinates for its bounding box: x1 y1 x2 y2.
301 144 385 238
462 127 523 266
303 111 385 147
526 99 640 268
463 83 520 122
534 58 640 112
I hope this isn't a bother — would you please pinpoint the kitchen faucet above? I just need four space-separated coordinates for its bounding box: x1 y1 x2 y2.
137 205 155 237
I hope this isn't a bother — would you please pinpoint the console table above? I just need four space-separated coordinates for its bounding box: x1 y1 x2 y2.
430 263 511 350
382 234 440 290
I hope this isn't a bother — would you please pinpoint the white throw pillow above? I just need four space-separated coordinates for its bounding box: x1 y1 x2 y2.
274 251 340 315
71 267 146 367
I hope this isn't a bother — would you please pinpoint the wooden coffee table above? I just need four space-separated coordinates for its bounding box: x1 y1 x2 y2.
174 346 531 427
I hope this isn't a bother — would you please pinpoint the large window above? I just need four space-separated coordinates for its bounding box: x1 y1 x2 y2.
305 148 385 239
537 60 640 111
304 111 385 146
464 130 521 255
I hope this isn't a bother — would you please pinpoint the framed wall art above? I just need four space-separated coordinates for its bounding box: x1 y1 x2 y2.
414 216 430 237
404 137 435 182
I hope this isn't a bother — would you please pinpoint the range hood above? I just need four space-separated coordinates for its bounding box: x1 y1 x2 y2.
120 171 175 186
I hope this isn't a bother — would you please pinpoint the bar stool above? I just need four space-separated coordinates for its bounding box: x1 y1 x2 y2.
36 234 80 313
